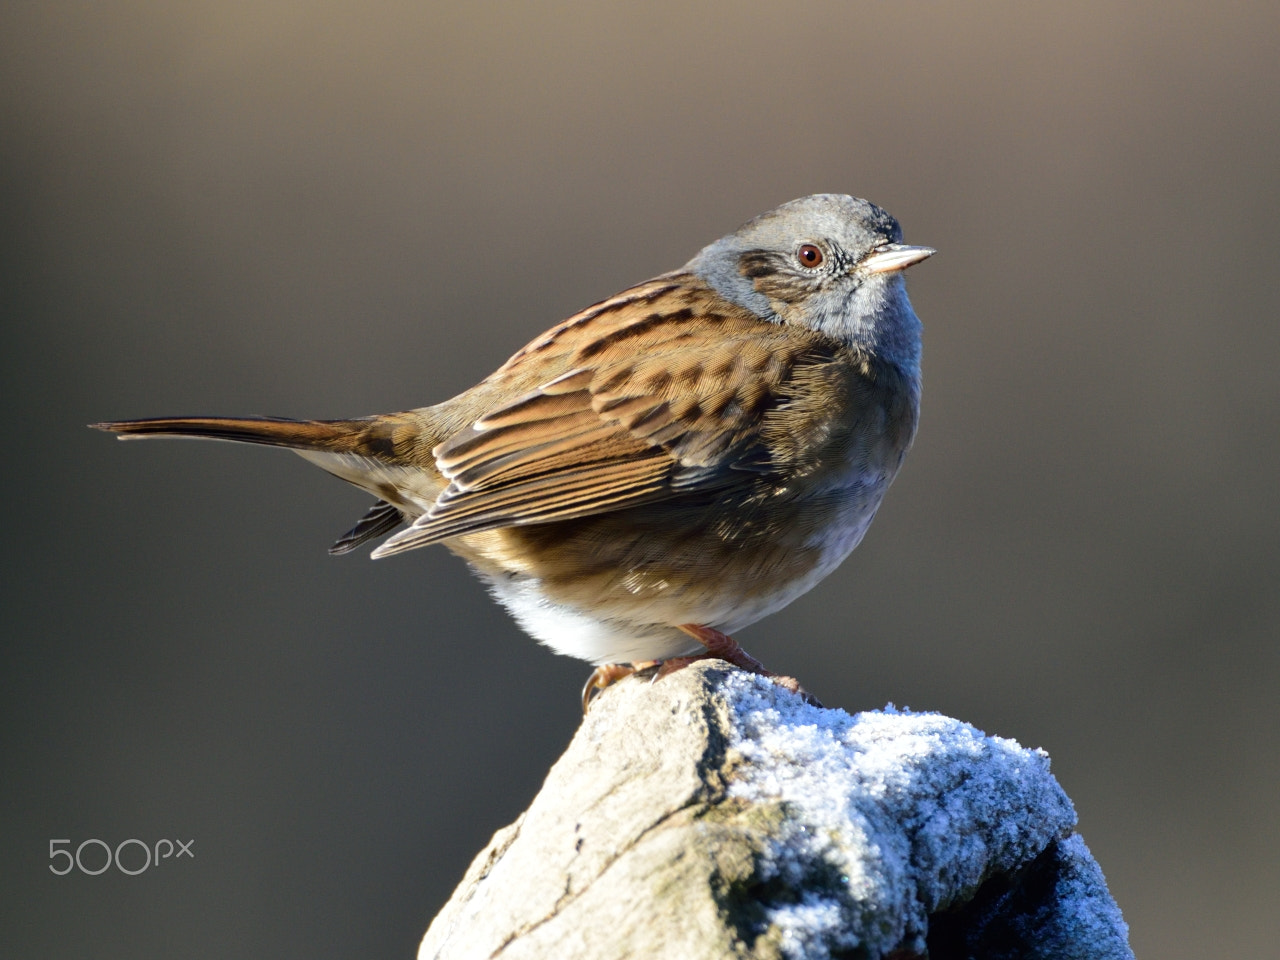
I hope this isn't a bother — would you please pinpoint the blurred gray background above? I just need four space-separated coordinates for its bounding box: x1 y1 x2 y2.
3 2 1277 957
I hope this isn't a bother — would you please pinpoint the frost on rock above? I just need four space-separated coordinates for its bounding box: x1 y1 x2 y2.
720 671 1129 958
722 676 1065 954
420 662 1133 960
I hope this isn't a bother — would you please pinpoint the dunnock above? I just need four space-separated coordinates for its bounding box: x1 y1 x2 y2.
95 194 933 708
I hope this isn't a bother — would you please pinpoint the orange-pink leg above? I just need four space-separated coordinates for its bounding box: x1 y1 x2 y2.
675 624 820 705
581 625 822 713
674 624 769 673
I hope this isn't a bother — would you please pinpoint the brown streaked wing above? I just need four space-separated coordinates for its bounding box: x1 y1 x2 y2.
371 276 840 556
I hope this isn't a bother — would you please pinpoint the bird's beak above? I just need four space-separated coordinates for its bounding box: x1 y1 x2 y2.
860 243 936 274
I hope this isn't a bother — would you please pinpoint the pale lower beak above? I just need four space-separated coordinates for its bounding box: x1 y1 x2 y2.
860 243 936 274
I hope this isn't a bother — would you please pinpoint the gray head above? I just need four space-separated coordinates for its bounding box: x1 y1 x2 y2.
685 194 933 376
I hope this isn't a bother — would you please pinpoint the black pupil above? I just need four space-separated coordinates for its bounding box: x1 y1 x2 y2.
802 246 819 264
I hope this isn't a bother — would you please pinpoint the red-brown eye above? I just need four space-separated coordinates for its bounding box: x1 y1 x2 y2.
797 244 824 268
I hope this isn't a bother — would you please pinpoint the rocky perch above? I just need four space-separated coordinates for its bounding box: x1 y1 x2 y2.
420 662 1133 960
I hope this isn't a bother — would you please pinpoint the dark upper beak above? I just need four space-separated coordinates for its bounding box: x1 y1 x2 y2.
860 243 936 274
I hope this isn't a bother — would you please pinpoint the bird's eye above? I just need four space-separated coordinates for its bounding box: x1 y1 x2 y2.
797 244 824 268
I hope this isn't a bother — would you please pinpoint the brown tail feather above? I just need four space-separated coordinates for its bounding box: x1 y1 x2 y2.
90 416 378 453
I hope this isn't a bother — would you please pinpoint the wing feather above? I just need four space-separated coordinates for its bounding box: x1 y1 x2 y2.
329 500 404 555
371 276 854 558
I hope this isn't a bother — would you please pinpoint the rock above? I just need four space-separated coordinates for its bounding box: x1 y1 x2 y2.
419 662 1133 960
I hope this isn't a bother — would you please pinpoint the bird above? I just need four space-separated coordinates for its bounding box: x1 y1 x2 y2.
93 194 933 709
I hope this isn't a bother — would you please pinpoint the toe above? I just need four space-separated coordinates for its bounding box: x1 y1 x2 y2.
581 663 638 713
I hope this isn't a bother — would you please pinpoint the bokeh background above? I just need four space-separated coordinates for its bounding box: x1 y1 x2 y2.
3 2 1277 956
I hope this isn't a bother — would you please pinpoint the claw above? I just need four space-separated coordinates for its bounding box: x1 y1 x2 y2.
581 663 640 713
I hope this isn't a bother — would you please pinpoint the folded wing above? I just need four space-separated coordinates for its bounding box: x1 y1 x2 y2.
371 280 843 557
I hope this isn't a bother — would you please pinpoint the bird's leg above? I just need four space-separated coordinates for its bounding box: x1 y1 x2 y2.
581 626 823 713
675 624 769 673
673 624 822 707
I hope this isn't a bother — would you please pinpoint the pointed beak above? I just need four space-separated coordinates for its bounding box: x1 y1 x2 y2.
860 243 936 274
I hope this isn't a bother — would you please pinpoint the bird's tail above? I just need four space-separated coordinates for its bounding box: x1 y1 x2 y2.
92 414 441 554
91 415 383 453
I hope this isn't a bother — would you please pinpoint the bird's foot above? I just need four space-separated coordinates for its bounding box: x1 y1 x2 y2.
676 623 823 707
581 662 656 713
581 625 823 712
